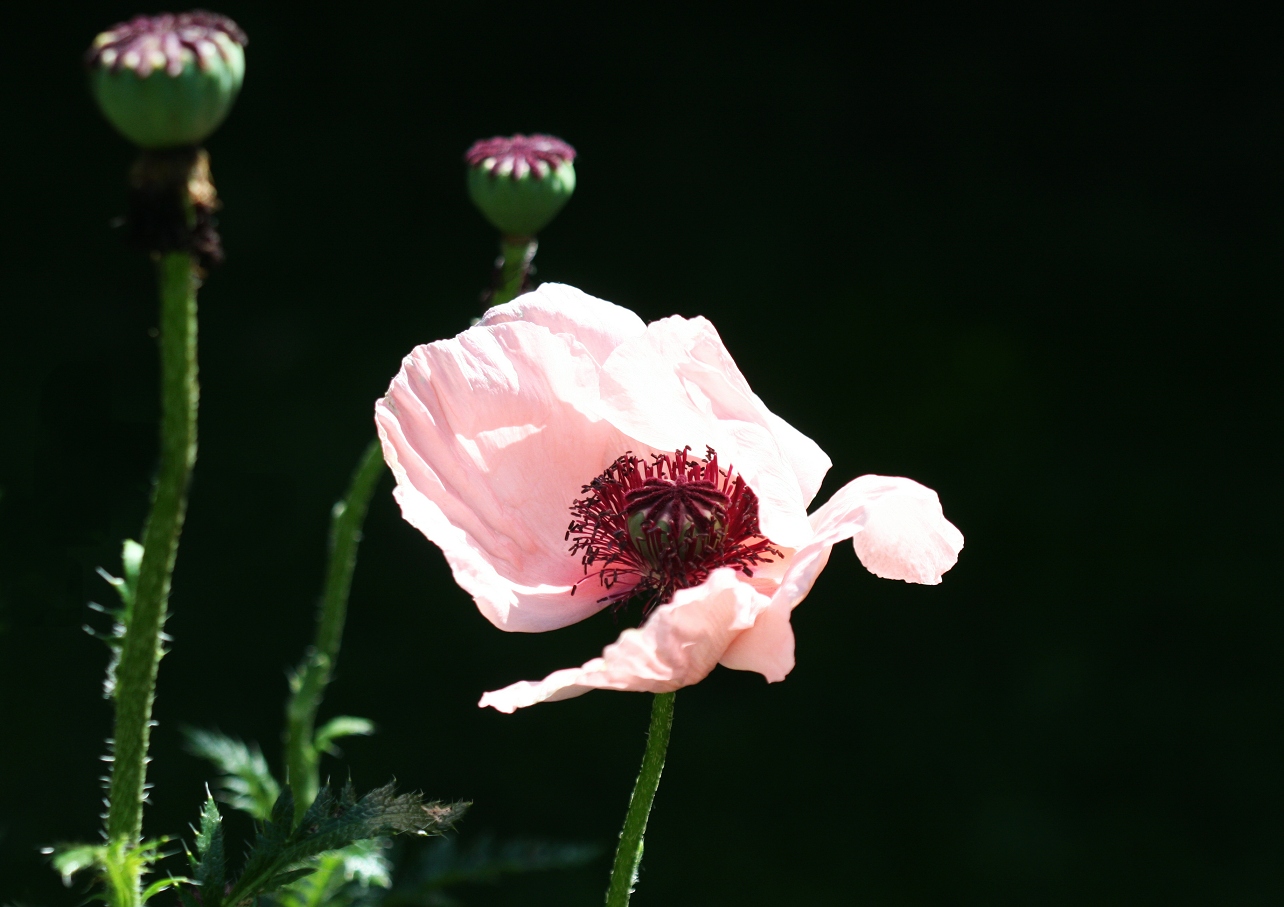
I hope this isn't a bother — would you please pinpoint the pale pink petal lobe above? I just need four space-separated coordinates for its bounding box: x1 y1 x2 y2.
827 475 964 585
716 591 799 682
478 569 771 712
719 475 962 679
478 283 647 365
375 318 634 632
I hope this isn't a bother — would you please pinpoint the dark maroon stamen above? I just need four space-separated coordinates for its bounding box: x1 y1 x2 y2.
464 134 576 181
87 11 247 78
566 447 782 614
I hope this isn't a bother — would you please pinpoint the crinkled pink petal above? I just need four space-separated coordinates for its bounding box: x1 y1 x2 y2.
478 474 963 708
478 569 771 712
596 315 831 548
837 474 965 584
378 284 837 637
376 317 636 632
720 475 964 680
478 283 647 365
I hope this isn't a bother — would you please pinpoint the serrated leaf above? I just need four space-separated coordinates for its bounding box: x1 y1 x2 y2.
263 868 317 890
226 783 465 906
194 795 223 858
313 716 375 756
270 785 298 830
192 795 226 897
185 728 282 820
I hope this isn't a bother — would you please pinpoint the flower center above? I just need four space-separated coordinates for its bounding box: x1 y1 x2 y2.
567 447 782 613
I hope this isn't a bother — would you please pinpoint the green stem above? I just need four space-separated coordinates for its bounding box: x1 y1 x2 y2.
605 692 676 907
285 438 386 823
104 253 199 885
491 235 538 306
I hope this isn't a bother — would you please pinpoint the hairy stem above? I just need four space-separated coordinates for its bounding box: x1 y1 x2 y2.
285 438 386 823
104 252 200 890
490 235 538 306
605 692 676 907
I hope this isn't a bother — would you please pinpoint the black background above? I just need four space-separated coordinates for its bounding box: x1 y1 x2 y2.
1 3 1281 904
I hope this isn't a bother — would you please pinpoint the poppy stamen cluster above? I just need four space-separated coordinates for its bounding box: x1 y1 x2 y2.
567 447 783 613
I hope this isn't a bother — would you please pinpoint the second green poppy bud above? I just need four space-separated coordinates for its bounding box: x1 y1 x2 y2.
465 134 577 238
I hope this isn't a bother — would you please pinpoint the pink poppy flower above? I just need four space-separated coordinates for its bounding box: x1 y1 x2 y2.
375 284 963 713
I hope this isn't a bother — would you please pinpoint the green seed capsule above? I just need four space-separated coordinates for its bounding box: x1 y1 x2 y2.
465 134 577 238
86 11 246 149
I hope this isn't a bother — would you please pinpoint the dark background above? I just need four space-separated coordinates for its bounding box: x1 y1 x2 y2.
1 2 1281 904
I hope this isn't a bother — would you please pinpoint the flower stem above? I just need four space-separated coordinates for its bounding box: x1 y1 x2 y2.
285 437 386 823
605 692 676 907
490 235 538 306
104 252 199 872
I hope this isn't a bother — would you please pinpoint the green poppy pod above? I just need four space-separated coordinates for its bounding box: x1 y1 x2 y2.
87 11 246 149
465 134 577 238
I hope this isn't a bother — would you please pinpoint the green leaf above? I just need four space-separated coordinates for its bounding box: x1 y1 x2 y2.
313 716 375 756
267 852 344 907
48 843 103 886
184 728 282 820
191 794 227 898
142 876 190 901
332 839 392 889
194 794 223 857
225 783 466 906
266 842 392 907
263 868 318 890
48 838 177 906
